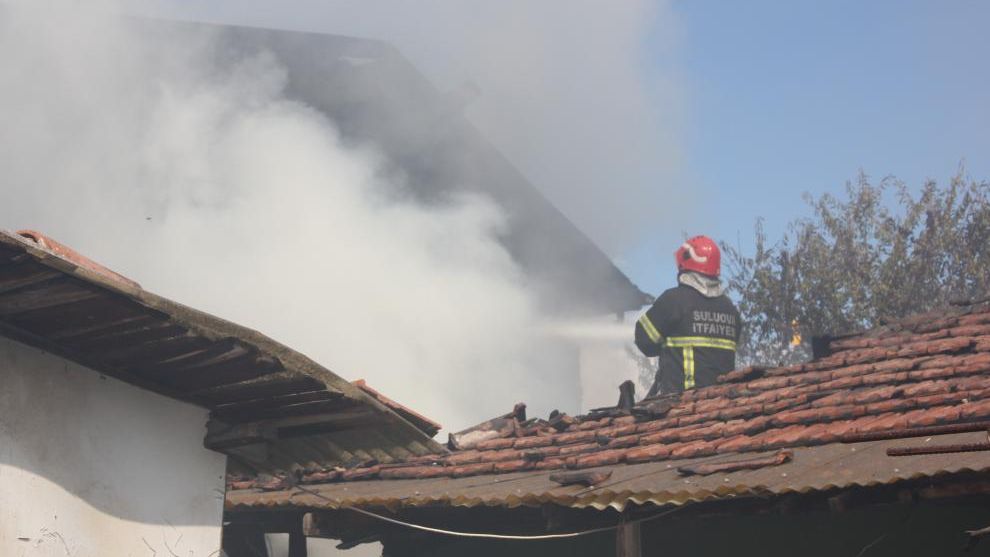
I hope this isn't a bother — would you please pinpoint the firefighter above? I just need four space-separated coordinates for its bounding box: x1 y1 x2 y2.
635 235 740 396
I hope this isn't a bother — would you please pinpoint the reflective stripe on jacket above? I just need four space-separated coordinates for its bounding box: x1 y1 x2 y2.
635 283 741 394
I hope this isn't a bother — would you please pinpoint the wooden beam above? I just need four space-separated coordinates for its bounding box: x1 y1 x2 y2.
0 319 192 404
302 513 325 538
0 278 101 315
615 521 642 557
0 267 61 296
204 408 379 454
288 525 308 557
188 371 309 401
204 420 277 451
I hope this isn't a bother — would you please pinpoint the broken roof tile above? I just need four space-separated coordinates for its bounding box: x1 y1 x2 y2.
493 459 534 473
606 435 640 449
450 463 496 478
379 465 446 480
625 443 672 463
553 430 598 445
475 437 516 451
670 440 719 459
558 442 599 456
573 449 626 469
513 436 554 449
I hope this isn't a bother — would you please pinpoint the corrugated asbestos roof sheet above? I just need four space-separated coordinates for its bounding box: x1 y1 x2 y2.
0 230 444 473
226 431 990 512
227 300 990 508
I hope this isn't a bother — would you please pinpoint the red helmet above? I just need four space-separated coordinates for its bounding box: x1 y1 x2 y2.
675 235 720 277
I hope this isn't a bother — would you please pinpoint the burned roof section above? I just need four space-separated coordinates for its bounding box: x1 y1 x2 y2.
0 230 445 473
227 299 990 510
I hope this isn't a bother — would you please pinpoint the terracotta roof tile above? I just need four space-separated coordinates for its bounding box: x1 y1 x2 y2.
679 421 728 442
558 442 598 456
341 465 381 481
513 436 554 449
948 324 990 337
762 424 814 447
16 230 141 289
714 434 762 452
553 430 597 445
494 459 533 473
960 398 990 420
864 398 915 415
925 405 962 424
625 443 672 463
821 419 858 439
902 380 950 398
670 440 718 459
534 457 568 470
605 435 640 449
958 313 990 326
573 449 626 469
718 402 765 421
484 449 524 462
900 408 942 428
861 371 909 386
379 465 446 480
523 446 562 459
445 451 484 466
634 418 677 433
476 438 516 451
447 463 493 477
597 423 638 438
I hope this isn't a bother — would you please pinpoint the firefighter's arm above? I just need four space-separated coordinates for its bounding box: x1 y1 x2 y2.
634 303 665 357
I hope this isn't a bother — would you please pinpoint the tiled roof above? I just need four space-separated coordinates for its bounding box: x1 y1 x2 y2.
226 430 990 512
0 230 445 474
227 300 990 494
352 379 443 437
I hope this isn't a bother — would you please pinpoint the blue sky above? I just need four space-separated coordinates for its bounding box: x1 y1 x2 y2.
623 0 990 297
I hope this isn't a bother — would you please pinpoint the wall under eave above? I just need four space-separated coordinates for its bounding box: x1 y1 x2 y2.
0 336 227 556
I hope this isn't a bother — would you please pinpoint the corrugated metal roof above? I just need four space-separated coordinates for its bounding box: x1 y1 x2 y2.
0 230 445 473
226 431 990 512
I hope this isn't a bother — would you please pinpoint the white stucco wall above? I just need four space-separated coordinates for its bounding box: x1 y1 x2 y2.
267 534 382 557
0 336 227 557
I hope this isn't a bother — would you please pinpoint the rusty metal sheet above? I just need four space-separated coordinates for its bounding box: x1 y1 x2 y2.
226 432 990 512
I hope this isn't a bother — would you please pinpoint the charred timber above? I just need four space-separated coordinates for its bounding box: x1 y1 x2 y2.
886 442 990 457
839 421 990 443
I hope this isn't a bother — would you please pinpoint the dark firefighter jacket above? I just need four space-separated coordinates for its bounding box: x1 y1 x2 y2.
635 283 740 395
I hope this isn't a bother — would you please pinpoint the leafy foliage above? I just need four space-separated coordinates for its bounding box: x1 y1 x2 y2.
724 171 990 366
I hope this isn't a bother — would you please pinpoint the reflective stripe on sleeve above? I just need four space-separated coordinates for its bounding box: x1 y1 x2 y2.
665 336 737 351
638 313 662 344
683 347 695 390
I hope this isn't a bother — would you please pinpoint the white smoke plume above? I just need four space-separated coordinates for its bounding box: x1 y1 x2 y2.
133 0 687 253
0 1 669 430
